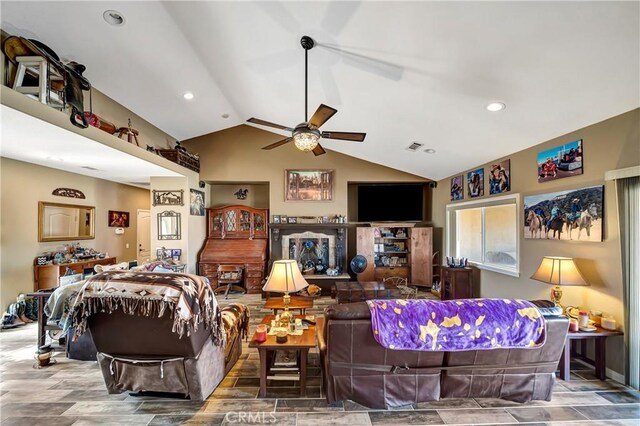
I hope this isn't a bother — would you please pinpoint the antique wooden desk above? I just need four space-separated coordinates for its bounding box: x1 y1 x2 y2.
558 325 623 381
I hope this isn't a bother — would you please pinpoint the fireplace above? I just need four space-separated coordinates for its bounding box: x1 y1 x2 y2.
269 224 349 294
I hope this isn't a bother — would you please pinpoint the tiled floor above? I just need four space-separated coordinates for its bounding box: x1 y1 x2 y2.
1 293 638 425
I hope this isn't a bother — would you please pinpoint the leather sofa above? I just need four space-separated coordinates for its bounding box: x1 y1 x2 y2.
317 300 569 408
88 302 248 401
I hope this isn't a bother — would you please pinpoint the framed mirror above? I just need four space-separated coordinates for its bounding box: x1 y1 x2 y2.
158 210 181 240
38 201 95 242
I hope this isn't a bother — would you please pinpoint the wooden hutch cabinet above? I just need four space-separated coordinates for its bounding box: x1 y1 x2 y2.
356 225 432 287
198 205 268 294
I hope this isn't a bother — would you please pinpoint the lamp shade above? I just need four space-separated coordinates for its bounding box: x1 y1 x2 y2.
262 260 309 294
531 256 588 286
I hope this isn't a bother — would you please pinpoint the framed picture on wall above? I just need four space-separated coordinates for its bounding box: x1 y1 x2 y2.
190 189 205 216
489 159 510 195
537 139 583 183
467 168 484 198
450 175 464 201
285 169 334 201
153 190 184 206
108 210 130 227
523 185 603 242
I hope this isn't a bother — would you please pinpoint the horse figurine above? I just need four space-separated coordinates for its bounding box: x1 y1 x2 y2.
527 210 543 239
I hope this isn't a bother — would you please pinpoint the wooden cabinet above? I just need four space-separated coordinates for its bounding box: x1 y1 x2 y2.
34 257 117 291
208 205 267 240
440 267 473 300
199 205 269 294
356 225 432 287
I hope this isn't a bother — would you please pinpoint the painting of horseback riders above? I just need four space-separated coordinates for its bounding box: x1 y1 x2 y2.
537 139 583 183
524 185 603 242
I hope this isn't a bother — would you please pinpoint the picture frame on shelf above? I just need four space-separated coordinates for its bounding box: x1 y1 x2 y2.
280 215 288 223
285 169 334 201
287 216 297 224
273 215 281 224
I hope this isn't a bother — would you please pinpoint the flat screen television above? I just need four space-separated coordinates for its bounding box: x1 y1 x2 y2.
357 184 424 222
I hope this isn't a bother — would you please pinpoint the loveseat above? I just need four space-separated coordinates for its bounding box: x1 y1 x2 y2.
71 271 249 401
317 299 568 408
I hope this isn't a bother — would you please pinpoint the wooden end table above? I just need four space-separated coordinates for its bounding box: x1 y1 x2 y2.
558 325 623 381
248 315 316 397
264 296 313 316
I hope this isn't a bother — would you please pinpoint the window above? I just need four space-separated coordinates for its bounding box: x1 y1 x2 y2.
446 194 519 276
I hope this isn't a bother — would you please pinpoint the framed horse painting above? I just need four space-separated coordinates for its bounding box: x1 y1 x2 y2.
523 185 603 242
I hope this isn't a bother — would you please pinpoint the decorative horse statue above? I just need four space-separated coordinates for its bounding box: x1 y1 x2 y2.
527 210 543 239
545 216 564 239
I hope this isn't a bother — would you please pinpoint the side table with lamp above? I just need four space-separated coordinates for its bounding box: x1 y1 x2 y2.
531 256 623 381
251 260 316 397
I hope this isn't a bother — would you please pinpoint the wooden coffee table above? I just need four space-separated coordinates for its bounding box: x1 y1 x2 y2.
248 315 316 397
264 296 313 315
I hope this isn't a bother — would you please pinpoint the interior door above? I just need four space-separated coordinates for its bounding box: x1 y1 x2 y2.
137 209 151 264
46 207 79 237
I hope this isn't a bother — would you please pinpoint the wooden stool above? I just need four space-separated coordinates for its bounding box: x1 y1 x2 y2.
116 119 140 146
12 56 64 107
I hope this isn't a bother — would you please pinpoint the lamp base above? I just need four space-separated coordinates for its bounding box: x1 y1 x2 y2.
551 285 563 308
279 293 294 324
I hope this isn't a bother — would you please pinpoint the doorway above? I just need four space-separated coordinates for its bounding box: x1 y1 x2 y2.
137 209 151 264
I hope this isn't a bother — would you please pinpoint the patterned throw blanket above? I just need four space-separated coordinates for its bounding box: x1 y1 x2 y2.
71 271 224 345
366 298 546 351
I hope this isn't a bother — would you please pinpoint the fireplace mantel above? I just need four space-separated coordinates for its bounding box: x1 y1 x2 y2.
269 223 348 273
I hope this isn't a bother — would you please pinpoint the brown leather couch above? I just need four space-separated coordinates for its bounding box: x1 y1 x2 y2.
317 300 569 408
88 303 248 401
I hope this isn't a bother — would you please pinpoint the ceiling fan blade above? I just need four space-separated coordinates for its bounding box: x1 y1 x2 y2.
321 131 366 142
312 144 327 156
262 137 292 150
248 118 293 132
308 104 338 128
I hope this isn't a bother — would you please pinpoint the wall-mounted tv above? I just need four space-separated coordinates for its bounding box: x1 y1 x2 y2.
357 184 424 222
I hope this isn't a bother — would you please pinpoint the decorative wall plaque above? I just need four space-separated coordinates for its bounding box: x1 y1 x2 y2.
52 188 85 199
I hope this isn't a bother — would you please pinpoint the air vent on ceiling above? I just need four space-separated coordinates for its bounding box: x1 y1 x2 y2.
406 142 424 151
81 166 100 171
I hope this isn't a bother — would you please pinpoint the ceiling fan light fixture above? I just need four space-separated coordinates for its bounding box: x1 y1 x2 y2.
292 126 321 152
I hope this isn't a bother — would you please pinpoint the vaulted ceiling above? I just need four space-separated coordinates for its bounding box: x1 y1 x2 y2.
1 1 638 180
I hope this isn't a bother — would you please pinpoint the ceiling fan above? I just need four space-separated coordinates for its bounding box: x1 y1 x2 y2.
247 35 366 156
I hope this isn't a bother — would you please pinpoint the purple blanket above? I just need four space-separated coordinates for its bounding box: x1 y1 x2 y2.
366 298 546 351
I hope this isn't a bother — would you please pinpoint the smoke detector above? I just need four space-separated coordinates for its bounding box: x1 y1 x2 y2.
406 142 424 152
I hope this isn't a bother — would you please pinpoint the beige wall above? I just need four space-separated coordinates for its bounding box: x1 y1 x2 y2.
209 183 270 209
432 108 640 376
0 158 150 310
182 125 428 219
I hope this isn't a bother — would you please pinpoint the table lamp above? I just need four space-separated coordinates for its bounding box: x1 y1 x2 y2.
262 260 309 322
531 256 588 307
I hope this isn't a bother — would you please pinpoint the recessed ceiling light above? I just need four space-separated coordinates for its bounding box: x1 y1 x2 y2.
486 102 506 112
424 148 436 154
103 10 126 26
221 113 230 119
183 92 194 100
